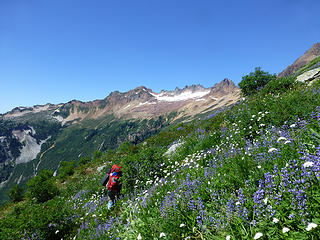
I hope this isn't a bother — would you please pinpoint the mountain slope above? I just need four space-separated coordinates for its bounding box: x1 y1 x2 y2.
1 61 320 239
0 79 240 204
278 42 320 78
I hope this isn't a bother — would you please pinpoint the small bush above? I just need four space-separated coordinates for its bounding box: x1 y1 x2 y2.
93 150 103 160
58 160 76 179
27 170 59 203
79 156 91 165
8 184 24 202
239 67 276 96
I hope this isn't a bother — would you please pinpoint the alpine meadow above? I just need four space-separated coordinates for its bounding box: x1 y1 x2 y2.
1 42 320 240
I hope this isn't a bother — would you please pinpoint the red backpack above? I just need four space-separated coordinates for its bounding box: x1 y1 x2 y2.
107 164 122 191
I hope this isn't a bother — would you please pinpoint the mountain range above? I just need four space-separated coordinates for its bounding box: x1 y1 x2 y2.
0 78 239 203
1 42 320 205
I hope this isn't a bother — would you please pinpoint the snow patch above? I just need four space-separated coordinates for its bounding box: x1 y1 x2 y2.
53 115 64 122
210 96 219 100
136 101 156 107
16 174 23 184
123 104 131 110
151 90 210 102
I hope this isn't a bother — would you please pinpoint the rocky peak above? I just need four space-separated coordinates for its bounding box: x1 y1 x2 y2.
211 78 238 96
125 86 153 102
278 43 320 78
307 42 320 55
159 84 207 97
104 87 154 106
183 84 206 92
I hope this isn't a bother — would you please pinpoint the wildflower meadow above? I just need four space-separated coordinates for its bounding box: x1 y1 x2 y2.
1 79 320 240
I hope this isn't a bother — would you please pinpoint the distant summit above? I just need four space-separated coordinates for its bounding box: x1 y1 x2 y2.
278 43 320 78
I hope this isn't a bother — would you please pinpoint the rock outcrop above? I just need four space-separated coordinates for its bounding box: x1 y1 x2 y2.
296 67 320 84
278 43 320 78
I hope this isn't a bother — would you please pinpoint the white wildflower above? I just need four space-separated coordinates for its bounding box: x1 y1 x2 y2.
180 223 185 227
277 137 287 142
257 165 261 169
252 115 256 118
303 161 314 168
268 148 277 153
137 233 142 240
273 218 279 223
226 235 231 240
55 230 60 234
235 201 240 205
263 197 268 205
254 232 263 239
160 232 166 238
306 222 318 231
282 227 290 233
290 124 296 128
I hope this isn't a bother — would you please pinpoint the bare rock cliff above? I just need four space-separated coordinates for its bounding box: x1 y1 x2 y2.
278 43 320 78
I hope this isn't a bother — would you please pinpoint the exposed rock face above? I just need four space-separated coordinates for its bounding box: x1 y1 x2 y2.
296 67 320 83
210 78 238 97
11 127 49 164
278 43 320 78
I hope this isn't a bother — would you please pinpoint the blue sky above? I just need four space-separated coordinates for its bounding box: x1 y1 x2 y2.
0 0 319 114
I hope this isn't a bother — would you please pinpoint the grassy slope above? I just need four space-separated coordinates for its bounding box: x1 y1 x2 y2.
1 78 320 239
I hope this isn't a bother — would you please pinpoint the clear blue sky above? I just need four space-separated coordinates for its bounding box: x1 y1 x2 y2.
0 0 319 114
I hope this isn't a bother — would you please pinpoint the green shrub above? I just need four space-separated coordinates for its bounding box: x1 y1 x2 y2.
2 198 77 240
58 160 76 179
92 150 103 160
239 67 276 96
8 184 24 202
260 75 298 95
78 156 91 165
27 170 59 203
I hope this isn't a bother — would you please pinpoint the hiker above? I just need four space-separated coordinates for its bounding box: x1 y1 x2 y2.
104 164 122 209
